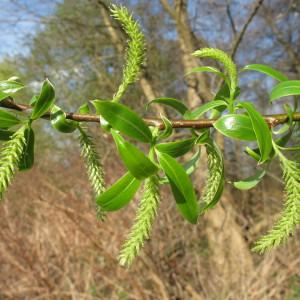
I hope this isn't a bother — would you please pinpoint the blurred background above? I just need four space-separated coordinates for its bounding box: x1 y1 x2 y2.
0 0 300 299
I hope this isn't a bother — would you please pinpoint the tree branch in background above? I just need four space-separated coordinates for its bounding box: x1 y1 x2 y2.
231 0 264 59
226 3 237 37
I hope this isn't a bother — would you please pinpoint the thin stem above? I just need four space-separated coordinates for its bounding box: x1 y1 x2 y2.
1 97 300 129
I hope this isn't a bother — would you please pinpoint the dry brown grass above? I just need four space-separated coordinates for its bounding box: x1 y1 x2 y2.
0 152 299 300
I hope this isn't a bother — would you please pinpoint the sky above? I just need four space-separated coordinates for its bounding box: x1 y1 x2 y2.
0 0 59 58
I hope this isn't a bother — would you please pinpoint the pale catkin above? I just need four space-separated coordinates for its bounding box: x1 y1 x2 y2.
200 142 224 212
0 125 27 200
253 152 300 253
118 175 160 267
110 4 145 102
78 125 105 218
192 48 237 98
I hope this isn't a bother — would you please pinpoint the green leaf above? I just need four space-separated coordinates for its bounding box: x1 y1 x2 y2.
157 151 199 224
93 100 152 143
275 130 293 148
195 129 210 144
283 104 294 127
155 138 195 158
272 123 290 135
270 80 300 101
243 64 288 81
214 84 230 101
31 79 55 120
184 148 201 175
0 80 24 101
212 83 240 105
245 147 260 162
147 97 188 115
51 105 78 133
214 114 256 141
159 148 201 184
96 172 141 211
0 109 21 128
157 116 173 140
238 102 273 163
233 169 266 190
185 66 227 80
185 100 227 120
0 129 14 141
112 131 158 179
245 129 293 162
19 127 35 171
29 95 38 106
78 103 90 114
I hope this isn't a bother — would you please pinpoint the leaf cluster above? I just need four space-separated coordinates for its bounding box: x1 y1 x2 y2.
0 4 300 267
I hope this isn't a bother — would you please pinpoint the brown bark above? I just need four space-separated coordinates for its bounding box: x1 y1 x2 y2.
1 98 298 128
204 191 254 284
160 0 212 106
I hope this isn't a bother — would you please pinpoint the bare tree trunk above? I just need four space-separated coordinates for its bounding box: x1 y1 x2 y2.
160 0 254 280
160 0 212 106
204 191 254 285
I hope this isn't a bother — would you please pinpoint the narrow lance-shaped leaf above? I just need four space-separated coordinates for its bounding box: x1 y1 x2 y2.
112 130 158 180
157 151 199 224
185 66 230 89
233 169 266 190
238 102 273 163
185 100 227 120
159 148 201 184
147 97 188 115
245 129 293 162
31 79 55 120
155 137 196 158
270 80 300 101
19 126 35 171
0 79 24 101
184 148 201 175
242 64 288 82
29 95 38 106
156 116 173 140
93 101 152 143
78 103 90 114
213 114 257 141
0 109 21 129
96 172 141 212
0 129 14 141
245 147 261 162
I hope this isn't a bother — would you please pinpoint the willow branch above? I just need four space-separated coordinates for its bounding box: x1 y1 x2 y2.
1 98 300 129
